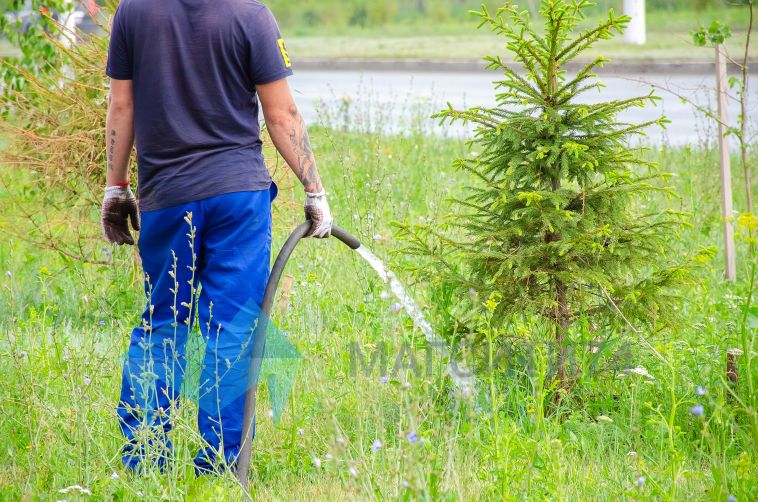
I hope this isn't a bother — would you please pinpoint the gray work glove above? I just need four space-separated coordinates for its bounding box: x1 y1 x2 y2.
101 184 140 246
304 190 333 238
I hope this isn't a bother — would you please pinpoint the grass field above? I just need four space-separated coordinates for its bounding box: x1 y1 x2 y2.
1 121 756 499
283 7 756 61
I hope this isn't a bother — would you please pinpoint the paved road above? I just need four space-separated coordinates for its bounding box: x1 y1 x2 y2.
290 70 757 145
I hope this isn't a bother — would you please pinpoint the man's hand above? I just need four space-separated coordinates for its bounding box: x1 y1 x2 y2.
304 190 333 238
102 185 140 245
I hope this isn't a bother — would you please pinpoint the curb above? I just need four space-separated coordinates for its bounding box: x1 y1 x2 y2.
296 58 758 75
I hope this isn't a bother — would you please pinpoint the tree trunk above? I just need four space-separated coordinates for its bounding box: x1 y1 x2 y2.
545 62 570 398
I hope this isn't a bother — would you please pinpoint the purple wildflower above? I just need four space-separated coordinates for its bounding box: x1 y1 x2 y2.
407 432 418 444
691 405 704 416
728 495 737 502
390 302 403 313
371 439 382 453
636 475 645 487
98 320 106 327
380 376 389 384
696 386 706 396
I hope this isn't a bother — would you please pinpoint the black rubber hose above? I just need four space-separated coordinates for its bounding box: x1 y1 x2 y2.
236 223 361 489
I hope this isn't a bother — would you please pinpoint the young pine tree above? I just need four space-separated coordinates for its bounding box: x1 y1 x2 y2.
397 0 704 386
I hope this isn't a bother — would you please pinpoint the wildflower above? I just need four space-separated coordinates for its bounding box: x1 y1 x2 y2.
312 457 321 468
82 295 89 303
402 480 411 488
407 432 418 444
348 467 358 478
691 405 704 417
110 471 119 480
636 476 645 487
336 436 345 446
373 234 383 241
390 302 403 313
380 376 389 384
83 376 91 387
98 320 106 327
380 291 391 300
297 428 304 436
696 386 706 396
728 495 737 502
371 439 382 453
625 366 654 380
4 271 10 278
628 451 637 457
59 485 92 495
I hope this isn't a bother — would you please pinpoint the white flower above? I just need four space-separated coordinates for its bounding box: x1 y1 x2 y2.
312 457 321 468
82 295 89 303
59 485 91 495
348 467 358 478
110 471 119 479
624 366 654 380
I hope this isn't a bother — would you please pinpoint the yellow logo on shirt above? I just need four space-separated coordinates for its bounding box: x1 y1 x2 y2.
278 38 292 68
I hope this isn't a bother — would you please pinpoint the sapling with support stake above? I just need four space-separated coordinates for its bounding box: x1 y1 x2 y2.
397 0 704 398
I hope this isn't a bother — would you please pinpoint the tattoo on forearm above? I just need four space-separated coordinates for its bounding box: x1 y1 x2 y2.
108 129 116 171
287 108 319 190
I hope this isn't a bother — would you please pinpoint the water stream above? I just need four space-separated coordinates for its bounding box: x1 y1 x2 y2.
355 245 476 396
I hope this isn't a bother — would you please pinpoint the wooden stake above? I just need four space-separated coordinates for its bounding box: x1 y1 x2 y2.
716 44 737 281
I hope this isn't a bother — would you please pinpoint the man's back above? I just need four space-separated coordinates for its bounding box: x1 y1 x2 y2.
107 0 293 211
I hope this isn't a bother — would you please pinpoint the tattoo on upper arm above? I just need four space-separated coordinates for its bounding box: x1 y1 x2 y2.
108 129 116 171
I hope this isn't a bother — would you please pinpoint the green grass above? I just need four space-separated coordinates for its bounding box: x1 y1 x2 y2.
284 7 756 61
0 126 756 500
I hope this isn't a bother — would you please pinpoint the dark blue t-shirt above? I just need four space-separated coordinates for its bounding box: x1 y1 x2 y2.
106 0 293 211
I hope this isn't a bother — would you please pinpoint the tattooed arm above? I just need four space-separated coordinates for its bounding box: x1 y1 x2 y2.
258 78 324 193
105 79 135 187
101 79 139 245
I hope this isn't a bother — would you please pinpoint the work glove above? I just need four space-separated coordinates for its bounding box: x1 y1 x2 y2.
304 190 333 238
101 184 140 246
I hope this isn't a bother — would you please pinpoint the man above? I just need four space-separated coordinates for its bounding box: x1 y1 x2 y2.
101 0 333 474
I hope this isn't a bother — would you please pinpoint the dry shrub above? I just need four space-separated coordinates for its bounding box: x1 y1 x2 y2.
0 15 299 264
